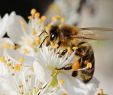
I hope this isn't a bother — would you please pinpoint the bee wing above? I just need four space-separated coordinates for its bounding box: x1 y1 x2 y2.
71 27 113 40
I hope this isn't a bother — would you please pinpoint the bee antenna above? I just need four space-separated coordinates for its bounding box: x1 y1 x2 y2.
39 30 48 37
39 36 49 48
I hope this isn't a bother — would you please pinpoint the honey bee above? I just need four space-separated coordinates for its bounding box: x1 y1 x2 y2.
39 24 113 83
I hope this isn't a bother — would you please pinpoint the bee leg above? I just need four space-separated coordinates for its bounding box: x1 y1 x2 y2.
75 42 95 83
72 71 78 77
83 77 92 83
56 65 72 70
39 36 49 48
58 49 67 57
57 41 61 49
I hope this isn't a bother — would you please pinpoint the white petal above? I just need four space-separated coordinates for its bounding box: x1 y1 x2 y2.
7 12 27 43
0 75 18 95
33 61 52 83
5 48 35 66
0 62 8 75
58 73 99 95
0 38 14 56
0 14 9 38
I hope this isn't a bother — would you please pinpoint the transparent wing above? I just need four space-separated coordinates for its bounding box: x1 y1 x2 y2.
70 27 113 40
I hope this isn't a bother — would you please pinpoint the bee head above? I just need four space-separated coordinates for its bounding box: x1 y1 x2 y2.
50 26 59 41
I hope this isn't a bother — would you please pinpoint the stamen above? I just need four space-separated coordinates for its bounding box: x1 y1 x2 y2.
98 89 105 95
31 8 36 16
61 17 64 24
35 36 40 45
61 92 68 95
41 16 46 22
67 47 72 53
52 15 61 21
19 57 25 63
39 16 46 23
33 87 38 94
59 79 64 85
45 24 52 30
0 56 6 63
14 64 22 71
12 73 15 76
28 16 33 20
23 49 29 54
35 12 40 18
32 29 37 35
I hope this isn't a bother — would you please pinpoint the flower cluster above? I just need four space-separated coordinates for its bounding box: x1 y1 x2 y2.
0 9 99 95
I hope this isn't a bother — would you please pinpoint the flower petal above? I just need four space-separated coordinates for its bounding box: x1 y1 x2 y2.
0 14 9 38
5 48 35 66
0 75 18 95
58 73 99 95
6 12 27 43
0 38 14 56
33 61 51 83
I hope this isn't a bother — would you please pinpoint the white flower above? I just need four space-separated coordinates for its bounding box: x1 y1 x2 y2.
0 49 41 95
33 45 99 95
5 11 47 56
0 9 100 95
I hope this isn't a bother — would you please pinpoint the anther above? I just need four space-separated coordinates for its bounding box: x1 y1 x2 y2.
31 8 36 15
59 79 64 85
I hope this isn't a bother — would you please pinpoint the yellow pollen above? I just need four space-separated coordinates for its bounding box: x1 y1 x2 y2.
54 43 59 48
33 87 38 94
72 60 80 71
34 12 40 18
34 36 40 45
67 47 72 53
72 47 78 50
31 8 36 15
41 16 46 21
23 49 29 54
32 29 37 35
61 17 64 24
7 63 12 67
98 89 105 95
45 24 52 30
52 16 57 22
86 62 92 69
3 42 10 48
60 79 64 85
61 92 68 95
28 16 33 20
10 45 15 50
19 57 25 63
14 64 21 71
51 42 55 47
0 56 6 63
52 16 61 20
39 16 46 23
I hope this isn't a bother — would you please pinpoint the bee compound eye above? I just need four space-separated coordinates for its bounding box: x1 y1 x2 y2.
50 32 58 41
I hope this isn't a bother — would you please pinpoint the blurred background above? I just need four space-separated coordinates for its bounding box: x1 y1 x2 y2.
0 0 113 94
